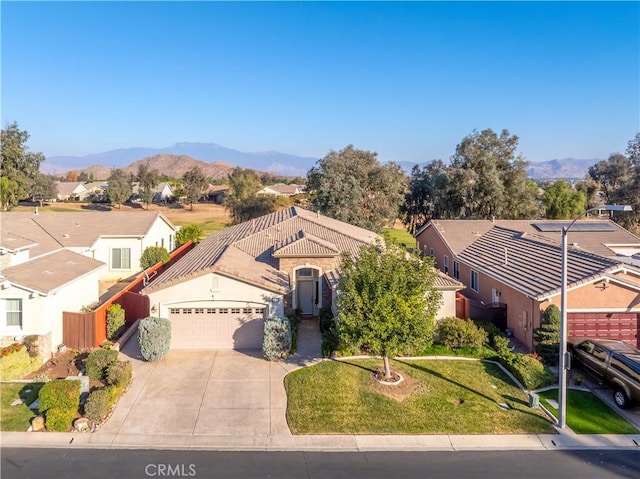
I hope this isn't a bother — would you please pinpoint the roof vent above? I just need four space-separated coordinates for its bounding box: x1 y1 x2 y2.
62 234 70 238
76 222 80 227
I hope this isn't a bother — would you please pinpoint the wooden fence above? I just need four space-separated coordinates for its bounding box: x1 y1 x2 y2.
62 241 194 349
455 292 470 319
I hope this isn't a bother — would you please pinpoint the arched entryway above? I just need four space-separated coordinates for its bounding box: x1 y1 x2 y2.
294 267 321 316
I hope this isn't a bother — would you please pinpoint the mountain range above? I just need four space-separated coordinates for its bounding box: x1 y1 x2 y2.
42 142 600 180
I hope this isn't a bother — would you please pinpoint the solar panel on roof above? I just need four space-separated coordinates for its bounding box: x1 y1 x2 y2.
533 222 616 232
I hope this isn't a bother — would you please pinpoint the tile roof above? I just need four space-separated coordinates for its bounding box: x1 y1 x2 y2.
457 226 623 300
54 182 86 195
143 207 380 294
0 230 38 252
421 218 640 259
1 249 105 294
0 211 175 252
434 271 465 290
273 232 340 257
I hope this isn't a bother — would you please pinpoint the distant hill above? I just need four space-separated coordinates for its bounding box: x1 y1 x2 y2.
397 158 601 179
42 142 318 177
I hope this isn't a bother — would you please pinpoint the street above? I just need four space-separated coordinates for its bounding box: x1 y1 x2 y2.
1 448 639 479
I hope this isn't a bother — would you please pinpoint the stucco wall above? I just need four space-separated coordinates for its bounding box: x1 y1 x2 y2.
0 249 31 269
415 225 456 275
146 273 284 319
142 216 176 252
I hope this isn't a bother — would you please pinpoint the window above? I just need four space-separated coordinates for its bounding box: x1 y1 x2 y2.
169 308 180 314
161 238 165 248
219 308 229 314
111 248 131 270
429 248 434 257
443 256 449 274
194 308 204 314
206 308 215 314
5 299 22 327
182 308 192 314
169 234 173 250
422 244 428 255
453 261 460 280
297 268 313 277
242 308 252 314
231 308 241 314
470 270 479 292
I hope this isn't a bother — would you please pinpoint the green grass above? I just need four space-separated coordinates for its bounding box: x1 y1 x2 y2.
174 220 229 238
537 388 639 434
0 382 44 431
382 228 415 248
285 359 555 434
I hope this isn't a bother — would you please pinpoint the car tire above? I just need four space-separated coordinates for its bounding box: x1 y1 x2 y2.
613 388 631 409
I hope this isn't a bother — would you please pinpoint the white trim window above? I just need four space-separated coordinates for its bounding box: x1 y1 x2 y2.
453 261 460 280
443 256 449 274
111 248 131 270
5 299 22 328
471 270 479 293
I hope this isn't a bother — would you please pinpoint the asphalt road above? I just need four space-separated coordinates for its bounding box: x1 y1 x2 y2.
1 448 639 479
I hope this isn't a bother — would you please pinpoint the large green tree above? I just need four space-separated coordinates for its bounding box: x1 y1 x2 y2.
542 180 587 219
182 166 208 210
137 163 160 209
224 168 280 224
0 123 46 210
400 160 450 234
107 168 132 208
31 174 58 205
336 241 441 379
307 145 406 232
448 129 537 219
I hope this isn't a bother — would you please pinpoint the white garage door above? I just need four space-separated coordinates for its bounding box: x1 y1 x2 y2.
168 306 266 350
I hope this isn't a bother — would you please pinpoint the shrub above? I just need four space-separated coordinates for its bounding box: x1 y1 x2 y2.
106 361 132 387
474 320 504 344
140 246 170 269
262 316 291 361
492 335 514 359
84 389 111 422
85 348 118 380
39 379 81 413
138 317 171 361
176 224 202 245
106 383 125 403
436 317 488 349
288 315 299 354
45 407 76 432
533 304 560 366
0 345 39 380
106 303 126 340
506 354 555 390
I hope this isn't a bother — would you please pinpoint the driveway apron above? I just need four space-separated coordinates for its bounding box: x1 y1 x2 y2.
106 319 322 441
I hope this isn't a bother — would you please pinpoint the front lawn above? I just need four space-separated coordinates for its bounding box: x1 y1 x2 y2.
0 382 43 431
418 343 498 359
285 359 555 434
382 227 415 248
537 388 639 434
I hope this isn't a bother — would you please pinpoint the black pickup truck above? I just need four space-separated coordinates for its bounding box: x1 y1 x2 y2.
569 338 640 409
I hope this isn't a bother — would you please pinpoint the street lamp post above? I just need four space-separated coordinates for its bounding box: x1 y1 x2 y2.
558 204 632 429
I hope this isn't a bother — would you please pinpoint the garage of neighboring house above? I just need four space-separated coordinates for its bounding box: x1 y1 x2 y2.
168 305 267 350
569 312 640 348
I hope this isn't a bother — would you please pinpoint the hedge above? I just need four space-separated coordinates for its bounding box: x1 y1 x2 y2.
262 316 291 361
437 317 488 349
139 317 171 361
85 348 118 380
45 407 77 432
84 389 111 422
38 379 81 412
106 303 126 341
106 361 132 387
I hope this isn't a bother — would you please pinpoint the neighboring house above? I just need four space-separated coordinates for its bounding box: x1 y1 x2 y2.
83 182 109 202
130 182 173 203
256 183 306 197
143 206 456 350
1 211 178 281
0 250 105 360
0 211 179 358
54 181 88 201
415 219 640 350
203 184 230 204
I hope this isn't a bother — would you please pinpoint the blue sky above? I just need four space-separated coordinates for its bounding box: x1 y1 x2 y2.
2 1 639 164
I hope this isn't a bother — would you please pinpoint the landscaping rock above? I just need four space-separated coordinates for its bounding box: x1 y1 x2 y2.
73 417 93 432
31 416 45 431
11 398 24 406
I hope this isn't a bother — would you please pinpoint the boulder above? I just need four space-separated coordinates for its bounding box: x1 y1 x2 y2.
31 416 45 432
73 417 93 432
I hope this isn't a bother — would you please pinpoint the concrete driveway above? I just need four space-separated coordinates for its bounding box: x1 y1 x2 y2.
101 321 321 444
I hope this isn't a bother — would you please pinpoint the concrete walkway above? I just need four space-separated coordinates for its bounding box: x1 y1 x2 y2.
2 320 639 451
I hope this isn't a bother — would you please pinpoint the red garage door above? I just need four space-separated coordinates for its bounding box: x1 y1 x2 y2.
568 312 639 348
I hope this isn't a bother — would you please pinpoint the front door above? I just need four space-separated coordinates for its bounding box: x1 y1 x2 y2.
297 280 314 314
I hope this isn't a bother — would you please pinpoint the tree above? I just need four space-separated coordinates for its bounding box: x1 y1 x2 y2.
400 160 450 233
31 174 58 205
182 166 208 210
176 224 203 245
137 163 160 209
533 304 560 365
0 122 46 210
107 168 132 208
336 241 441 379
542 180 586 219
307 145 406 232
224 168 280 223
575 177 600 210
140 246 170 269
448 129 537 219
619 133 640 233
78 171 89 182
66 170 78 182
588 153 633 205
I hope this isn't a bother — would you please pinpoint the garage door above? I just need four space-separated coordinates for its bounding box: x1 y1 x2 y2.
568 312 639 348
168 306 266 350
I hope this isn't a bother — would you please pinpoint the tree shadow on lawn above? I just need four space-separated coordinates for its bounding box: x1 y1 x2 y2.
334 359 378 374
